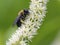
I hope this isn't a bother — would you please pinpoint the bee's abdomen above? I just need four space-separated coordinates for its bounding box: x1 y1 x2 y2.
16 19 21 27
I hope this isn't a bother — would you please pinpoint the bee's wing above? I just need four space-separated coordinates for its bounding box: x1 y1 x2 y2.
12 15 20 26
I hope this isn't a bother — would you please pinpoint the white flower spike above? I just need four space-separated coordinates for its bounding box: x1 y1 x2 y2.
6 0 48 45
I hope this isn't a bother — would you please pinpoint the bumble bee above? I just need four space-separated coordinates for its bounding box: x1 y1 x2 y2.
13 9 29 27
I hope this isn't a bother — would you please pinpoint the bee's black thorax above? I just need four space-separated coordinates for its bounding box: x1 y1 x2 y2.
24 9 29 15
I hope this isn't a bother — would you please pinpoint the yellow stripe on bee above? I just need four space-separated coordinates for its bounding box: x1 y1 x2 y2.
20 19 24 23
18 10 24 15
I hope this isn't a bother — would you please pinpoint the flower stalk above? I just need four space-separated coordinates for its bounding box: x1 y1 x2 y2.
6 0 48 45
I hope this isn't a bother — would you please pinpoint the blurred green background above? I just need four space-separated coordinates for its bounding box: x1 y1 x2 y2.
0 0 60 45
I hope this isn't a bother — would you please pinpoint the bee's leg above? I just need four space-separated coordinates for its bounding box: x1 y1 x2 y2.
20 19 25 24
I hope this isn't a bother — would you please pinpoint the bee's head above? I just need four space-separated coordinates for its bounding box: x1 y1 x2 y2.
24 9 29 15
